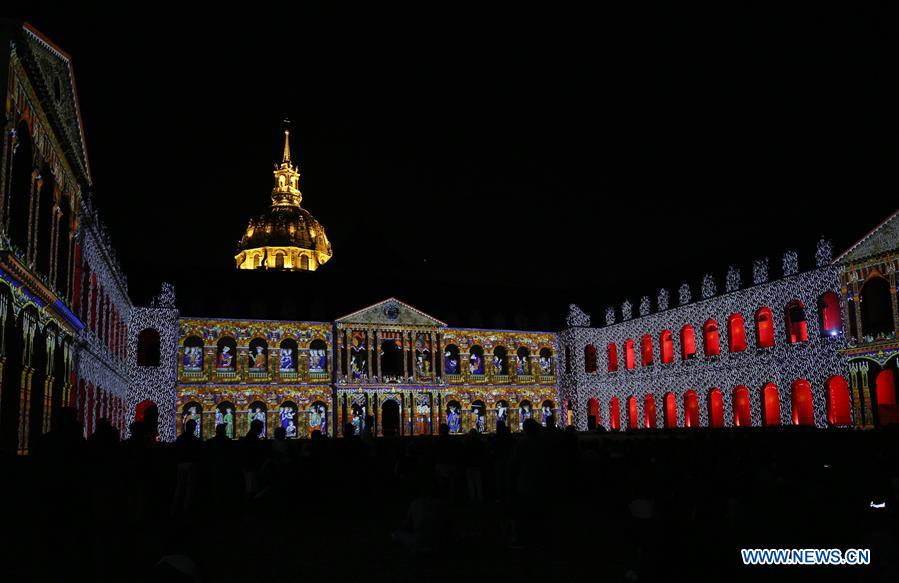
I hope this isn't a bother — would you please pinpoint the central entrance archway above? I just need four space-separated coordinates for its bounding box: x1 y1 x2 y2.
381 399 400 436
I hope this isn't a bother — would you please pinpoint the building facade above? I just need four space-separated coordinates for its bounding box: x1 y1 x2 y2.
160 298 558 439
836 210 899 428
559 228 899 432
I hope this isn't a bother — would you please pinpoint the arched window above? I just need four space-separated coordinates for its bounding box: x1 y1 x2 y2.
216 337 237 370
684 390 699 428
248 337 268 371
279 338 299 372
182 336 204 372
708 388 724 428
181 402 203 438
860 276 895 339
309 338 328 373
515 346 531 375
443 344 461 375
640 335 654 366
643 394 657 429
609 397 621 431
493 346 508 375
785 300 809 344
875 369 896 407
584 344 597 373
663 392 677 428
300 255 310 270
587 397 600 429
818 292 842 337
607 343 618 372
680 325 696 360
626 396 638 430
624 339 636 370
216 401 236 438
35 168 55 276
733 385 751 427
248 400 268 437
703 320 720 357
275 253 285 269
755 307 775 349
538 347 553 375
136 328 161 367
791 379 814 426
471 345 486 375
8 121 34 253
761 383 781 427
727 314 746 353
660 330 674 364
825 375 852 426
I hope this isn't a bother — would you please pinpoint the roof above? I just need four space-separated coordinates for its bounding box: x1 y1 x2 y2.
835 208 899 264
335 298 447 327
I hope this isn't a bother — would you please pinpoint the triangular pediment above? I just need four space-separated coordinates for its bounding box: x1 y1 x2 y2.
335 298 446 327
836 209 899 264
17 23 91 185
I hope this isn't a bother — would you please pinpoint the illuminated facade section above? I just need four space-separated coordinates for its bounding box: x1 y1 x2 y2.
234 130 332 271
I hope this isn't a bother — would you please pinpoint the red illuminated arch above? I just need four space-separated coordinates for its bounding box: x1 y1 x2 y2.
728 313 746 353
703 320 720 357
587 397 600 428
664 392 677 428
785 300 809 344
790 379 814 426
684 390 699 427
680 325 696 360
761 383 781 427
660 330 674 364
607 343 618 372
584 344 597 373
825 375 851 426
818 292 842 337
641 334 654 366
643 394 657 429
708 388 724 428
876 368 896 405
624 339 636 370
755 307 775 349
626 396 638 430
733 385 751 427
609 397 621 431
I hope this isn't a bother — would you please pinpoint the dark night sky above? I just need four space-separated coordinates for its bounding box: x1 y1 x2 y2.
9 2 899 329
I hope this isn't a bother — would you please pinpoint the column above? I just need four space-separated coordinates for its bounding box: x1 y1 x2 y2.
366 329 373 380
530 355 540 383
335 328 343 378
852 280 863 341
402 330 409 381
507 354 517 383
345 328 352 380
429 332 436 379
461 351 470 383
374 330 381 381
890 271 899 336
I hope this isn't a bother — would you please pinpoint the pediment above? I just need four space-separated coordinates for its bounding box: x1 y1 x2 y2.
336 298 446 327
837 209 899 264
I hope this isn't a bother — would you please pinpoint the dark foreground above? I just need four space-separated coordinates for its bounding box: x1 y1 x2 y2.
2 418 899 583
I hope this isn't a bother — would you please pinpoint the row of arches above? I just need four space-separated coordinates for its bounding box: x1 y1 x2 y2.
179 336 329 374
585 376 853 430
179 399 329 439
443 344 554 377
586 294 842 373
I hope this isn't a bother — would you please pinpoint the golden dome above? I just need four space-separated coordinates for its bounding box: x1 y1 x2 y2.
235 129 332 271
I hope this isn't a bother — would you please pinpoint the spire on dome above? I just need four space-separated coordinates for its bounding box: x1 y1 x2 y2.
282 129 292 164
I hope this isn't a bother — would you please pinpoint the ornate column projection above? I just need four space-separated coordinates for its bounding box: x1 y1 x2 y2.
401 329 409 381
461 347 470 383
890 269 899 337
0 121 15 227
41 332 55 434
16 311 37 454
410 332 417 383
852 278 864 341
335 326 343 378
366 328 373 380
507 353 517 384
345 327 353 381
429 332 436 380
374 329 381 382
48 195 60 285
485 345 494 382
529 353 540 383
26 169 42 267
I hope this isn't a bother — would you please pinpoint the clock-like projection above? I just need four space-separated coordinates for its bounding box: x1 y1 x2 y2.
384 304 400 320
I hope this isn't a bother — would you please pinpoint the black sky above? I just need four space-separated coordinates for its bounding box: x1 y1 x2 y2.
9 1 899 329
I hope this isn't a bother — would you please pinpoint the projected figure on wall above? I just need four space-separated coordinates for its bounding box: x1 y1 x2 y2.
516 354 529 375
519 403 531 430
469 353 483 375
444 351 459 374
251 408 266 437
493 355 504 375
351 336 366 380
183 347 203 372
415 401 431 435
542 404 552 426
496 402 508 427
309 349 326 373
280 348 294 371
447 405 461 433
319 405 328 436
249 346 266 370
540 355 552 374
473 405 485 433
279 405 296 436
223 408 234 438
183 406 201 437
217 346 233 369
286 419 297 438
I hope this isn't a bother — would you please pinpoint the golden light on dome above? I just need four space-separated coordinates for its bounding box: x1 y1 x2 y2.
234 127 332 272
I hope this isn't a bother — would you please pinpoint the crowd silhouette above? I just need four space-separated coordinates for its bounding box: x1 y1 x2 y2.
2 407 898 581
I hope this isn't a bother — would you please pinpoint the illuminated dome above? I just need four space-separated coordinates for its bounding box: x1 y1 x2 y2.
235 129 332 271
